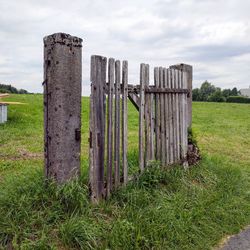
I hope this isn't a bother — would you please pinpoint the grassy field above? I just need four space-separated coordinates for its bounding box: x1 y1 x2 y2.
0 94 250 249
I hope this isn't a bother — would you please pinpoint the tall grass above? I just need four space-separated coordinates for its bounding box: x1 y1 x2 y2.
0 155 249 249
0 95 250 249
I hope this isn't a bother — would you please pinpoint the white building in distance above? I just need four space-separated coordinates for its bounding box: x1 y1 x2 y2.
239 87 250 97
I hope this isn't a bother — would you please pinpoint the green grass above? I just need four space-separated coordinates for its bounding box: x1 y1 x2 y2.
0 95 250 249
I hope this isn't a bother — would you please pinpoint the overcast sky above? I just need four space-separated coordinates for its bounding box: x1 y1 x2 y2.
0 0 249 95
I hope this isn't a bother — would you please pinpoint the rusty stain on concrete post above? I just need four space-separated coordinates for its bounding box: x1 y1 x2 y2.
43 33 82 184
170 64 193 127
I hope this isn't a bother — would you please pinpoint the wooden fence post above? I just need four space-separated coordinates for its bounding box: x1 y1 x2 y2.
89 55 107 202
170 64 193 127
43 33 82 184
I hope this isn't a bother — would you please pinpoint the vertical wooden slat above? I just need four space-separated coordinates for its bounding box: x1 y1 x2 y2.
106 58 114 197
177 70 183 160
114 60 121 188
166 68 172 165
150 92 155 160
159 67 165 165
168 68 174 164
170 64 193 128
154 67 161 161
139 63 146 171
179 69 184 160
175 69 180 161
144 64 151 164
173 69 179 161
180 69 188 161
163 68 169 165
89 55 107 203
122 60 128 184
183 71 188 160
150 71 155 161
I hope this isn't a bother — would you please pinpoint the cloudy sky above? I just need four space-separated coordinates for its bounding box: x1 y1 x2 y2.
0 0 249 95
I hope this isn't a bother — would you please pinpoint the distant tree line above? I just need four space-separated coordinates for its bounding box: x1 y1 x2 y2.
192 81 239 102
0 84 29 94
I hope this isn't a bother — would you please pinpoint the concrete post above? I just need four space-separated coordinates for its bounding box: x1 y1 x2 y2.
170 64 193 127
43 33 82 184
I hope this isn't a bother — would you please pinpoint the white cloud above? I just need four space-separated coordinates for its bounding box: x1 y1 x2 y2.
0 0 249 95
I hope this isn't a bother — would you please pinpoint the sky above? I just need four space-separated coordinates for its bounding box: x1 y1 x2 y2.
0 0 249 95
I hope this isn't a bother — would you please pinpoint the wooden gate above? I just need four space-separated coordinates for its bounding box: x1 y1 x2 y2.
89 55 190 202
139 65 189 168
89 55 128 202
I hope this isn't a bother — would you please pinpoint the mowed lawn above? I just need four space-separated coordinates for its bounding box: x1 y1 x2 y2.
0 94 249 249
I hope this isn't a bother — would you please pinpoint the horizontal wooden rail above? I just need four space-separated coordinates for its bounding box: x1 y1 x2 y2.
107 83 189 94
145 87 189 94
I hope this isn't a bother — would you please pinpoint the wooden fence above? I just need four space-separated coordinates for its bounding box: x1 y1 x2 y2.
89 56 128 202
43 33 192 201
89 55 190 202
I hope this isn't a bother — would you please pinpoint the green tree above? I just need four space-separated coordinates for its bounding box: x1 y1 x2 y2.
200 81 216 101
208 89 226 102
231 87 238 96
19 89 28 94
222 89 231 98
192 88 201 101
0 83 29 94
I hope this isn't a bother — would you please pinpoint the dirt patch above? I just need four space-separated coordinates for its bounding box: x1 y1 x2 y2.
0 149 43 161
18 149 43 159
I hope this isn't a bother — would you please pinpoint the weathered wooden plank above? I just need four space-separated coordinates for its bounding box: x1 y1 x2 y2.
159 67 165 165
145 64 151 164
172 69 177 162
154 67 161 161
122 60 128 184
183 71 188 161
145 88 188 93
127 85 189 94
89 55 107 203
139 63 146 171
163 68 169 165
106 58 114 197
150 75 155 161
175 69 180 161
114 60 121 188
168 68 174 164
179 69 184 160
170 64 193 127
179 70 188 162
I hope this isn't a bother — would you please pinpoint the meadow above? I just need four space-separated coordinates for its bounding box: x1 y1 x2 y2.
0 94 250 249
